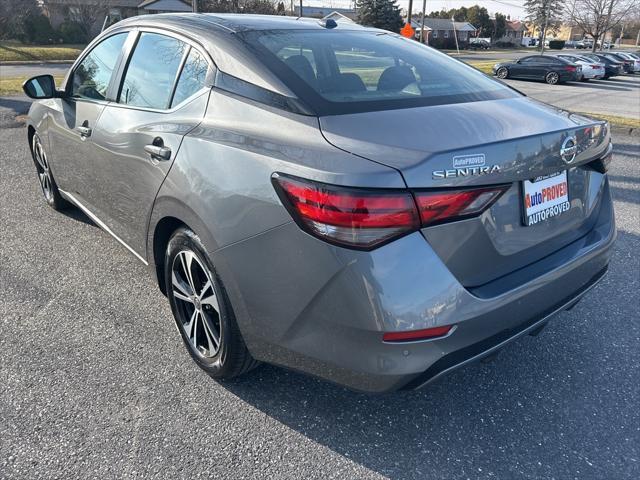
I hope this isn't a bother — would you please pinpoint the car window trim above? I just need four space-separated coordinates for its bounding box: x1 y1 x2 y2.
63 29 132 104
113 27 215 113
168 46 192 109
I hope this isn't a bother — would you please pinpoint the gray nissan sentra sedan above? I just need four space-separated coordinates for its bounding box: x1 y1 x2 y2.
23 14 616 392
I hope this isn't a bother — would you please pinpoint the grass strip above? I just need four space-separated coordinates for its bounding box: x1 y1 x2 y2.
0 76 64 96
0 43 83 62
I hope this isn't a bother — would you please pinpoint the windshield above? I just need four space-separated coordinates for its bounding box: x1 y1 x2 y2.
242 30 519 115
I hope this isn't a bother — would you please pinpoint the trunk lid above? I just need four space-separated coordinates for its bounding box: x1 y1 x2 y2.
320 97 611 287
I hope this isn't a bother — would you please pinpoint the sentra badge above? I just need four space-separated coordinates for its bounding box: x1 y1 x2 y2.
433 153 500 179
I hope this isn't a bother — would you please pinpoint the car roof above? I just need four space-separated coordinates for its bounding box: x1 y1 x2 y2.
115 13 371 33
104 14 375 97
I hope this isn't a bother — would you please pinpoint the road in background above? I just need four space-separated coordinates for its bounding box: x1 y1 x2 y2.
504 75 640 119
0 62 71 78
1 99 639 478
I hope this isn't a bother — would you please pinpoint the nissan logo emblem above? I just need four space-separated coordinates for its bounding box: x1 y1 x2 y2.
560 136 578 164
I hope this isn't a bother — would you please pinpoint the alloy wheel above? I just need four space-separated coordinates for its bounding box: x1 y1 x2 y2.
171 250 222 358
497 67 508 79
546 72 559 85
32 135 54 203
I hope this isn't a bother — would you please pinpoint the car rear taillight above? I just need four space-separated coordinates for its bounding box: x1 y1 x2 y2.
273 174 419 248
273 174 508 249
414 187 508 226
565 66 577 72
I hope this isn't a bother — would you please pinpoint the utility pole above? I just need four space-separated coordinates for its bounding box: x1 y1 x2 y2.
192 0 198 12
452 16 460 54
407 0 414 25
419 0 426 43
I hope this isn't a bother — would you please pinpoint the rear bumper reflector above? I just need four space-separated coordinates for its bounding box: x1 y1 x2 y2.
383 325 454 343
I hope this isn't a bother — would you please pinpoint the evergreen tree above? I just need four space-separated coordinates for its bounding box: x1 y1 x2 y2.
494 13 507 40
466 5 494 37
356 0 404 34
524 0 564 41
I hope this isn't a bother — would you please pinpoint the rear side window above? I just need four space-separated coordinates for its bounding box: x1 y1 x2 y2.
245 30 518 115
119 32 187 109
171 48 210 107
72 33 127 100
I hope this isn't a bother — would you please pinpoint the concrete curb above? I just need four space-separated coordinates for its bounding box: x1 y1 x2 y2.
1 60 74 65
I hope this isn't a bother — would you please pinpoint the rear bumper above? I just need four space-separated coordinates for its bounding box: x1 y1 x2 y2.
214 180 616 393
403 265 607 390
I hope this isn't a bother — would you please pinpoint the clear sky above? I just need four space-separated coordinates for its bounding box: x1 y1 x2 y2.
304 1 528 20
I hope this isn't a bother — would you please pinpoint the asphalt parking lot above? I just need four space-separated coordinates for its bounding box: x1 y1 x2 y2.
1 98 639 478
503 75 640 118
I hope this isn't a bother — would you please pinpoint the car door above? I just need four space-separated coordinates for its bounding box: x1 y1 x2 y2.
47 31 131 203
529 56 552 79
81 30 213 258
512 57 537 78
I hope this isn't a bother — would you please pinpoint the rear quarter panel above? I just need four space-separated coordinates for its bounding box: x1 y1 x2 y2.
147 89 405 259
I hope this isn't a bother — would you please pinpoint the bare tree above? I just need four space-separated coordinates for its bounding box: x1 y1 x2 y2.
0 0 39 39
69 0 111 38
567 0 637 52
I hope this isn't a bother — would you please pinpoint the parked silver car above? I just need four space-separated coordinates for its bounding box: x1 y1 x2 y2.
23 14 616 392
556 54 605 80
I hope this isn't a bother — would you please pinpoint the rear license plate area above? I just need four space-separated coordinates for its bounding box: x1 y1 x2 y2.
522 171 570 226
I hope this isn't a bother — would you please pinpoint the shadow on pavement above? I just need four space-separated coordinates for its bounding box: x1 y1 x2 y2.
0 96 31 116
217 230 640 479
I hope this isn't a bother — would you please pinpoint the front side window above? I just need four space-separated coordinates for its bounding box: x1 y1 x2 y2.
246 30 518 115
119 32 187 109
72 33 127 100
171 48 210 107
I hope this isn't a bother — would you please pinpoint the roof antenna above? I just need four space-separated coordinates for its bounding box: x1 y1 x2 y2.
319 18 338 29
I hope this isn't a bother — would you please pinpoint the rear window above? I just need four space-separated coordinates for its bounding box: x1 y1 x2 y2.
243 30 518 115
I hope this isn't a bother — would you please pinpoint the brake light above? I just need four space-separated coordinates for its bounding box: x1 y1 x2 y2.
383 325 453 342
273 174 419 248
273 174 509 249
414 187 508 226
565 66 576 72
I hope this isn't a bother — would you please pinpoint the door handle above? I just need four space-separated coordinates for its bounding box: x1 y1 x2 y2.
144 138 171 161
78 125 92 138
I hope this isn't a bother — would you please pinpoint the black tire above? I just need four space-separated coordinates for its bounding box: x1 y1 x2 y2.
496 67 509 79
31 132 69 211
165 227 259 379
545 71 560 85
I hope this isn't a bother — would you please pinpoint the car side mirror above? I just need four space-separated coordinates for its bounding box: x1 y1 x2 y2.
22 75 58 99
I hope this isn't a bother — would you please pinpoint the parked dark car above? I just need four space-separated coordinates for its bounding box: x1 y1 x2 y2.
468 39 490 50
494 55 581 84
604 52 635 73
582 53 624 78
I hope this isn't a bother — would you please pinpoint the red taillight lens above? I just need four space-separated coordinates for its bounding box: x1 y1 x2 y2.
414 187 507 226
273 174 508 249
383 325 453 342
566 66 576 72
273 174 419 248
